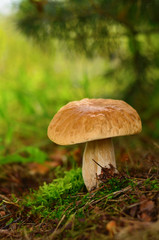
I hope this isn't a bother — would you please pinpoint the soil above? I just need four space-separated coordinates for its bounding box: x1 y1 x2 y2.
0 139 158 240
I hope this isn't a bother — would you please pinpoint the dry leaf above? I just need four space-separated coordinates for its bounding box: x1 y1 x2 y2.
120 153 129 162
49 149 67 163
45 161 61 168
138 196 155 222
139 212 152 222
140 200 155 212
28 163 49 175
0 211 6 217
71 148 82 162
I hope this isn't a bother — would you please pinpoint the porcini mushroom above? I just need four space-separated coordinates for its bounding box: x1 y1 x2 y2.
47 98 142 191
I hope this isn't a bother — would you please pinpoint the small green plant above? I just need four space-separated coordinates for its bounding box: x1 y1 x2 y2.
25 168 85 219
23 167 159 222
24 168 137 220
143 178 159 190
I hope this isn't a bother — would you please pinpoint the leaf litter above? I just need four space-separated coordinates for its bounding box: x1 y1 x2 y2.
0 142 158 239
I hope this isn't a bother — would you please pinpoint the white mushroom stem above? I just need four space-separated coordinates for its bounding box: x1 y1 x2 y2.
82 138 117 191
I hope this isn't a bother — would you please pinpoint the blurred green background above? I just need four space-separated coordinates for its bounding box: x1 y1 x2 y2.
0 0 159 164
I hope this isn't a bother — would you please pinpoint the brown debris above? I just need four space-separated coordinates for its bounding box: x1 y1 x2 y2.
28 162 50 175
138 195 156 222
106 220 118 237
0 138 158 239
92 159 119 182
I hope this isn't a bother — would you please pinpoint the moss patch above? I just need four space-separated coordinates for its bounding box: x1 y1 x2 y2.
24 167 159 223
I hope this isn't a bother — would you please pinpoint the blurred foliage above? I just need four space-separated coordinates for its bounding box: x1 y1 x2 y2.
0 0 159 161
15 0 159 138
0 146 47 165
0 18 114 152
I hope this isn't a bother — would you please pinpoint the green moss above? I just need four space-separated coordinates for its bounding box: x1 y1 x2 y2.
24 168 159 221
24 169 131 219
144 178 159 190
25 168 85 219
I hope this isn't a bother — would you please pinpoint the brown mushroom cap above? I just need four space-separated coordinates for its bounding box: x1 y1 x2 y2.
47 98 142 145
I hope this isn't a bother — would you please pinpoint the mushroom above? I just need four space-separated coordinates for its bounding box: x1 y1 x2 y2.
47 98 142 191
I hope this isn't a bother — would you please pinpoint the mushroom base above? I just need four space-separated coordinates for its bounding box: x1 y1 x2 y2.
82 138 117 191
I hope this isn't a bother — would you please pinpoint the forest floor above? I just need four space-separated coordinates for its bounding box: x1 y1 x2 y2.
0 137 158 240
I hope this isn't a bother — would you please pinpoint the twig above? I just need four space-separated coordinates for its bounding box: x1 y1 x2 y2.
23 228 30 240
49 214 66 239
2 200 20 208
0 194 11 202
92 159 104 169
49 214 75 240
153 141 159 149
124 200 147 210
92 159 118 173
91 181 143 205
2 217 21 229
